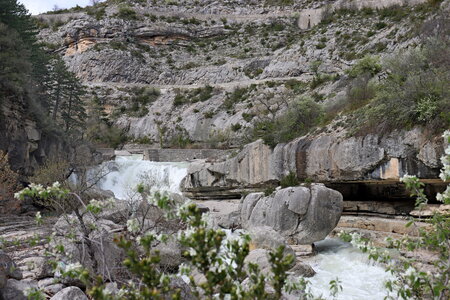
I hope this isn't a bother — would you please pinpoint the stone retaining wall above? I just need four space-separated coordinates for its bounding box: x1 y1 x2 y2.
143 148 230 162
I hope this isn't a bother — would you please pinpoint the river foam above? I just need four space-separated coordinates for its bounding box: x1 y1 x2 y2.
308 239 393 300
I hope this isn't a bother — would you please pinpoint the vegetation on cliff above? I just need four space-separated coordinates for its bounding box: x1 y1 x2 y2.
0 0 87 138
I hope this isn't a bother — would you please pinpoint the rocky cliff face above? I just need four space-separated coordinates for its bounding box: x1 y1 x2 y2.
182 127 445 204
0 97 67 178
35 0 443 144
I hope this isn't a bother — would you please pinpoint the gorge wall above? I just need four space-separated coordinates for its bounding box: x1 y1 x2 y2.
182 127 446 216
34 0 447 146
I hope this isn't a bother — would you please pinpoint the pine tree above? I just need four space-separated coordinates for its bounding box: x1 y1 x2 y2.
0 22 31 96
45 56 87 136
60 72 87 135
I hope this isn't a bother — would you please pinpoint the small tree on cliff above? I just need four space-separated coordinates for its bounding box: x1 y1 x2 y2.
45 56 87 136
60 70 87 135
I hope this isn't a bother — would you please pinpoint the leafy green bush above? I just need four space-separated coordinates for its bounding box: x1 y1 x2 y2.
86 6 106 20
173 86 215 107
126 87 160 116
264 0 294 6
231 123 242 132
252 97 324 147
346 78 377 110
242 112 254 122
116 5 138 20
363 39 449 131
280 171 299 188
284 79 308 94
223 87 253 110
347 55 381 78
374 22 388 30
109 41 128 51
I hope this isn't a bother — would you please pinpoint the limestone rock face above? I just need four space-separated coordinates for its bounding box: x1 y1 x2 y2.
182 129 443 199
241 185 343 244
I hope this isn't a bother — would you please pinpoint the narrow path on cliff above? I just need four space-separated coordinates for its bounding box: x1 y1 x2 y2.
42 10 298 23
86 75 311 92
138 9 298 22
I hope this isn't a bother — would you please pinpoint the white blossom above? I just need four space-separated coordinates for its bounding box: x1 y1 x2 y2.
126 218 140 233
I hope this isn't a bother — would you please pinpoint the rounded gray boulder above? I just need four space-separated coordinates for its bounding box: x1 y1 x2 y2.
241 184 343 244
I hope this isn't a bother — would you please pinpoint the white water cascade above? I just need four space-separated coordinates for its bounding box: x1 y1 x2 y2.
94 155 188 200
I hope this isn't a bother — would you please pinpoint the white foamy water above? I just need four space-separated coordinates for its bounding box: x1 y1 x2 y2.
95 155 188 200
308 239 393 300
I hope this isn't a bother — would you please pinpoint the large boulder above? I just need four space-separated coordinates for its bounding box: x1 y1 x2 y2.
50 286 88 300
248 226 295 257
244 249 274 275
1 279 37 300
0 252 22 289
21 256 53 280
241 184 343 244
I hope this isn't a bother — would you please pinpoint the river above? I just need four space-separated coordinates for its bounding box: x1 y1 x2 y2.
95 155 393 299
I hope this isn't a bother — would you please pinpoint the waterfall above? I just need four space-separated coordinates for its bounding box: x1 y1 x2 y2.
94 155 188 200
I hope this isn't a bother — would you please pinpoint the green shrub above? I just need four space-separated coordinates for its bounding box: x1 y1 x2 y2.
173 93 187 106
125 87 160 116
374 22 387 30
264 0 293 6
347 55 381 78
316 42 326 49
354 39 450 132
203 111 215 118
252 97 324 147
109 41 127 51
116 5 138 20
284 79 308 94
223 87 252 110
264 186 276 196
346 79 377 110
280 171 299 188
231 123 242 132
86 6 106 20
242 112 254 122
273 23 285 31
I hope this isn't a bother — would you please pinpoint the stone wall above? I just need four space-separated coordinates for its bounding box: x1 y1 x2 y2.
143 148 230 162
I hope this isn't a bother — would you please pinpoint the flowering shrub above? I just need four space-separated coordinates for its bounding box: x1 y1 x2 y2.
16 182 305 299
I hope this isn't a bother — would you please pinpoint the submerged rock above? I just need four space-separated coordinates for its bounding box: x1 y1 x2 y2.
241 184 343 244
244 249 314 278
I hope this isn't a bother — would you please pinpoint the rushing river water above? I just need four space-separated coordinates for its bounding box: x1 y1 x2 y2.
308 239 392 300
96 155 391 299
